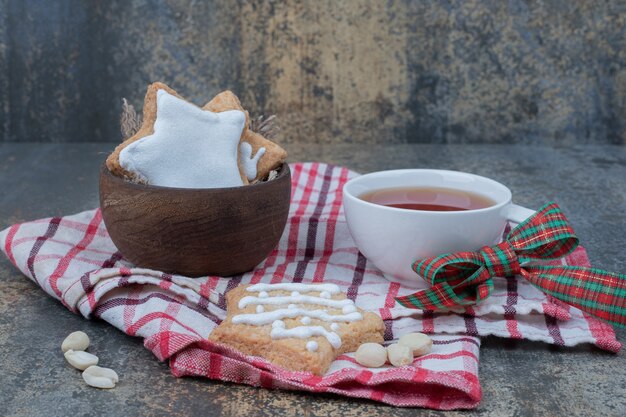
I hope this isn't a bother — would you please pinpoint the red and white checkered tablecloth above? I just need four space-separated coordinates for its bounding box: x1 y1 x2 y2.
0 162 620 409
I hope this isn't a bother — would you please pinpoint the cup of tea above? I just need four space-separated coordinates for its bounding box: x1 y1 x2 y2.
342 169 535 286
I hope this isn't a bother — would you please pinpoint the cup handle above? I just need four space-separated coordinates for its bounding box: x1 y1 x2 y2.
504 204 536 224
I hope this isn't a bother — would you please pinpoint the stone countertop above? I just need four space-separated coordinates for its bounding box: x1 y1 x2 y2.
0 143 624 417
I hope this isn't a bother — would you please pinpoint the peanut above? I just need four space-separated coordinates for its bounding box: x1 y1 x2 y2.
355 343 387 368
64 349 99 370
61 331 90 353
387 343 412 367
82 366 119 389
398 332 432 357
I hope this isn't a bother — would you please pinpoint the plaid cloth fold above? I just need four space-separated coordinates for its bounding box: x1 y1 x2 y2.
0 163 620 410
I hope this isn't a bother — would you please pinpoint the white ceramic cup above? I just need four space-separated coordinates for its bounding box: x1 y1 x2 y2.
343 169 535 287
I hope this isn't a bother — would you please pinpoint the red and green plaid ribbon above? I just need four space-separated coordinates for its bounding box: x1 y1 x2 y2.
395 202 626 328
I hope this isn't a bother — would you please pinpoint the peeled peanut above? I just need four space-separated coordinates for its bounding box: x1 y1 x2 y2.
387 343 412 367
61 331 90 353
355 343 387 368
82 366 119 389
398 332 433 357
64 349 99 370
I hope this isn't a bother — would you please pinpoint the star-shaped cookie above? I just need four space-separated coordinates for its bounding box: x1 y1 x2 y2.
106 82 288 186
120 89 247 188
204 91 288 182
107 83 249 187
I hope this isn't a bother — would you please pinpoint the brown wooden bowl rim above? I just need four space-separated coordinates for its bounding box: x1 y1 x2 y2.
100 162 290 193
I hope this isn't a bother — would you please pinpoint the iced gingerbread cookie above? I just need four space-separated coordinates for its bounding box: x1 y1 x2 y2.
105 82 287 187
106 82 248 187
204 91 287 182
209 283 385 375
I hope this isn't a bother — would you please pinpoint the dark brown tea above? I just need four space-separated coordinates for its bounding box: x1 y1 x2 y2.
359 187 495 212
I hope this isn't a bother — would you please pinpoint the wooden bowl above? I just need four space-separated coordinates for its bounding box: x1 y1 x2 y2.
99 163 291 277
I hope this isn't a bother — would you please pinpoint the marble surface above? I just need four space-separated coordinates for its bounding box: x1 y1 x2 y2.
0 143 624 416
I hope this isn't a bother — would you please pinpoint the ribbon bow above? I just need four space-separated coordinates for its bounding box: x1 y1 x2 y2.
395 203 626 328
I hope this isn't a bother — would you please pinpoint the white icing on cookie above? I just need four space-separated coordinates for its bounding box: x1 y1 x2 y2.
232 308 362 326
256 305 264 313
119 90 245 189
238 295 353 310
234 283 363 351
246 283 341 294
271 325 341 349
239 141 266 181
342 305 357 314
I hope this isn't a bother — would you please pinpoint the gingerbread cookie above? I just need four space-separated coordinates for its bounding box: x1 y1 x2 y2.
204 91 288 182
209 283 385 375
106 83 287 188
106 82 251 187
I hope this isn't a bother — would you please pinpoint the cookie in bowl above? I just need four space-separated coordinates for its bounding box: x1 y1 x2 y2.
106 82 287 187
100 82 289 277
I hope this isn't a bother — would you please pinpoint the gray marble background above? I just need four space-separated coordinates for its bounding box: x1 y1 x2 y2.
0 0 625 145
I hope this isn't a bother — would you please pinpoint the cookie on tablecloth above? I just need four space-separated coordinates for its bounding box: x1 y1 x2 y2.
209 283 385 375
